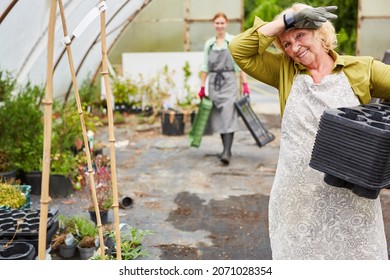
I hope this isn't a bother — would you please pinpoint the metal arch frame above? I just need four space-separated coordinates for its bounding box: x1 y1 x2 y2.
59 0 153 101
0 0 18 24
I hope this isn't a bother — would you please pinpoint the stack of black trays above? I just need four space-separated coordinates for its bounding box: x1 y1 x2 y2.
309 102 390 199
234 95 275 147
0 208 59 259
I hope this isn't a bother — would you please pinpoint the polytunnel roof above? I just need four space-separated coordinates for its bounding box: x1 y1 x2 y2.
0 0 151 101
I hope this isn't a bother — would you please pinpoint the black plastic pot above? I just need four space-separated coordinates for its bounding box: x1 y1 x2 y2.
0 170 17 183
161 110 185 136
0 242 35 260
20 172 74 198
89 210 109 225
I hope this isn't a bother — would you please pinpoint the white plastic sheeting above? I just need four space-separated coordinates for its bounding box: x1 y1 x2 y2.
357 0 390 59
0 0 151 101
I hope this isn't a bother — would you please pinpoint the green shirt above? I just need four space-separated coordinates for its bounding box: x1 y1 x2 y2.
228 17 390 116
201 32 240 73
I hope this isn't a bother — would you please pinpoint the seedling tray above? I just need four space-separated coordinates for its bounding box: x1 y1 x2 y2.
234 96 274 147
310 103 390 197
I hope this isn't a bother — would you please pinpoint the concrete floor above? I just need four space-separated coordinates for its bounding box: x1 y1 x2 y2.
29 109 390 260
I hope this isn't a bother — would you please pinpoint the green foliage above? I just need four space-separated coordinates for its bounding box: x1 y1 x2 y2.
0 78 45 172
77 77 100 106
50 151 78 176
0 69 17 102
112 76 140 105
0 183 27 209
68 215 98 248
244 0 358 55
105 225 154 260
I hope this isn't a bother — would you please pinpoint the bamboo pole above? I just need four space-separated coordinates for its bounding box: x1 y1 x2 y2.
99 0 122 259
38 0 56 260
58 0 105 259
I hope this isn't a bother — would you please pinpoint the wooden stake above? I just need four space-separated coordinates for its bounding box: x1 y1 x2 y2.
38 0 56 260
99 0 122 259
58 0 105 259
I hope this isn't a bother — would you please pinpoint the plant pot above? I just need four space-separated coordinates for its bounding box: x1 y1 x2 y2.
21 171 42 195
77 245 96 260
59 243 77 259
88 209 109 225
161 110 185 136
0 169 17 183
0 242 35 260
20 172 74 198
49 174 74 198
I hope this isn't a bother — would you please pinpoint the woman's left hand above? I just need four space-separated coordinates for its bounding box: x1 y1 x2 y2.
243 83 250 95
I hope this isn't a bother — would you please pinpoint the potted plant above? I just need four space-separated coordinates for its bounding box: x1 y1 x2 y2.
142 63 198 135
0 77 45 189
0 150 17 182
51 214 78 258
119 225 153 260
86 154 113 224
0 69 17 179
98 224 153 260
0 182 29 210
112 75 141 114
44 98 102 197
70 215 98 259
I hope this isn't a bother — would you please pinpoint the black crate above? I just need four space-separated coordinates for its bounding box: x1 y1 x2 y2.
309 103 390 198
234 96 274 147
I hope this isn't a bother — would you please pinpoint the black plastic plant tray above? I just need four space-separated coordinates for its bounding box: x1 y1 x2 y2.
316 123 390 148
310 152 390 182
318 119 390 143
0 208 58 237
310 158 390 189
318 122 390 145
311 135 390 176
313 139 390 164
320 108 390 138
310 159 390 189
310 146 390 177
309 104 390 190
234 96 274 147
0 220 59 258
311 137 390 168
312 135 390 161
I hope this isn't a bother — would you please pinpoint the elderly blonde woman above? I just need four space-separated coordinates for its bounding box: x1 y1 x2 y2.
229 4 390 260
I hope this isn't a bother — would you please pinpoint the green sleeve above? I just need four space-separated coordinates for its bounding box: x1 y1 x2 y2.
370 59 390 100
228 17 284 88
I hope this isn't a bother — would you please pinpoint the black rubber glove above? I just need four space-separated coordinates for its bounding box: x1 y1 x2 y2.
283 6 338 30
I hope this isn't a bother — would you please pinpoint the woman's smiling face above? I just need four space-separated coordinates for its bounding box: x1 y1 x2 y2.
279 29 324 67
213 16 227 35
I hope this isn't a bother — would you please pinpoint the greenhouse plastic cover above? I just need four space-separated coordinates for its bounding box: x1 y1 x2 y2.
0 0 152 101
0 0 242 101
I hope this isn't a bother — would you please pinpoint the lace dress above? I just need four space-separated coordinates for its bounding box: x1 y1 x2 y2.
268 72 388 260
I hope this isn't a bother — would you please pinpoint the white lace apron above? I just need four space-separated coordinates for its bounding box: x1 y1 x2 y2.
268 72 388 260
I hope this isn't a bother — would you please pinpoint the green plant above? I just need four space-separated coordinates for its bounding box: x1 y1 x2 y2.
69 215 98 248
50 151 78 176
0 69 17 102
106 225 153 260
90 253 116 260
0 183 27 209
86 154 113 211
0 80 45 172
51 214 77 250
176 61 198 112
112 76 140 106
0 150 13 173
77 77 100 108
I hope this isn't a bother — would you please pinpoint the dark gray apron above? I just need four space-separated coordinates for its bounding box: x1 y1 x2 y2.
208 45 240 133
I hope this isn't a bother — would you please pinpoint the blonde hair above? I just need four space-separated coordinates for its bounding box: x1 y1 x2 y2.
273 3 338 54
